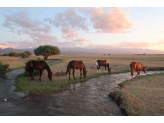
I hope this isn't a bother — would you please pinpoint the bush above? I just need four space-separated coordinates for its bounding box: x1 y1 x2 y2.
20 52 28 58
8 52 20 57
24 51 32 57
0 62 10 76
3 54 8 56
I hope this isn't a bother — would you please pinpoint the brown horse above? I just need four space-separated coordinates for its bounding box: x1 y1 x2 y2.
66 60 87 81
96 60 111 73
26 60 52 81
130 62 146 81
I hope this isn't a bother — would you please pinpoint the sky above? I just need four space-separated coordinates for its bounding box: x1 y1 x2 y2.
0 0 164 53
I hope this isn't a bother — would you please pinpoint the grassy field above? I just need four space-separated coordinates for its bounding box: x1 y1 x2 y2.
1 54 164 115
110 73 164 116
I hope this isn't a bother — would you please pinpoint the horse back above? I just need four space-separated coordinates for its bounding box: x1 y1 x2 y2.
68 60 85 69
97 60 108 66
26 60 47 70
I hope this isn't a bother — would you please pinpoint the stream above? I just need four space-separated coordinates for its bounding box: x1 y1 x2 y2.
0 61 164 116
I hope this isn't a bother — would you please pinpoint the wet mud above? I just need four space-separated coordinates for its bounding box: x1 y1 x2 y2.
0 63 164 115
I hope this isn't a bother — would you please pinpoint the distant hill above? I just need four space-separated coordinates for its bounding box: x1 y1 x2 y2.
0 48 34 54
0 47 164 54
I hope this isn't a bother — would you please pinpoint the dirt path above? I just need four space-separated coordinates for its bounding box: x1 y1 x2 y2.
0 62 164 115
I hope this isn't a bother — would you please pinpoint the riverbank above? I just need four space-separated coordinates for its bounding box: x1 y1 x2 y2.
109 72 164 116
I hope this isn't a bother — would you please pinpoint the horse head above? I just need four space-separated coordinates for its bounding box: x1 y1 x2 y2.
83 70 87 78
48 72 53 81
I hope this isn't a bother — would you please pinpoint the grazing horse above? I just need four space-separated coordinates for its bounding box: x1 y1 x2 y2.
130 62 146 81
66 60 87 81
26 60 52 81
96 60 111 73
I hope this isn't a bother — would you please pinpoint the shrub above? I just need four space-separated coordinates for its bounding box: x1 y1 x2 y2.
0 62 10 76
20 52 28 58
24 51 32 57
3 54 8 56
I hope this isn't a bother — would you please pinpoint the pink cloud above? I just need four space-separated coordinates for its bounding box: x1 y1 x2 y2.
78 7 133 33
61 27 83 39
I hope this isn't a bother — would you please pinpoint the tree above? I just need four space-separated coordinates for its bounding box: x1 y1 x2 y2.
24 51 32 57
34 45 61 60
8 52 20 57
20 52 28 58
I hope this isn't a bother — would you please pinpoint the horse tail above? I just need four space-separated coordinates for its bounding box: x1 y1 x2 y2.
130 62 135 75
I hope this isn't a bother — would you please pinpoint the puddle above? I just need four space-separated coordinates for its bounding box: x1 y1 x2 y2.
0 63 164 116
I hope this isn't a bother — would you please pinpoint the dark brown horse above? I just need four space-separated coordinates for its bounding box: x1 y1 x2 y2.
96 60 111 73
130 62 146 81
66 60 87 81
26 60 52 81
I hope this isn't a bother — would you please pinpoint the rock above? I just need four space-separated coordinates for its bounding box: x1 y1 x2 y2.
2 98 8 102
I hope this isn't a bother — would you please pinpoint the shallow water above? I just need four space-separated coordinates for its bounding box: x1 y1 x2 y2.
0 65 164 115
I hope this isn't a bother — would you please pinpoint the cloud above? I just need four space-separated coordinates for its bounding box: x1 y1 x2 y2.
117 41 150 48
155 31 164 33
72 38 92 43
61 27 81 39
22 29 57 41
155 40 164 45
78 7 133 33
3 11 51 33
44 8 89 31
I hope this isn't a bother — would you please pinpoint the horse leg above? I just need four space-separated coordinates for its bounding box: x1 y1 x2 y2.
73 68 76 81
105 65 106 73
80 68 82 79
39 70 42 81
131 69 135 81
30 69 35 81
97 65 99 73
29 72 33 81
69 69 71 81
139 70 141 79
99 66 101 73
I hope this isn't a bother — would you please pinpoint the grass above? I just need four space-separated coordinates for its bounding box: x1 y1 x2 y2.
110 73 164 116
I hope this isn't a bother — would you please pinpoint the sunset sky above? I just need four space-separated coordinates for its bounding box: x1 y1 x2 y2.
0 1 164 53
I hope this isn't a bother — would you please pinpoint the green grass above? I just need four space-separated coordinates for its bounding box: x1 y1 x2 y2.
110 72 164 116
15 71 110 94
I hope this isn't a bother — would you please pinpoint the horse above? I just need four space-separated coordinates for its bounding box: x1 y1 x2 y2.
66 60 87 81
96 60 111 73
26 60 52 81
130 62 147 81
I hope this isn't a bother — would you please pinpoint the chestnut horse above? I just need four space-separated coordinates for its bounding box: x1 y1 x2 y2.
26 60 52 81
66 60 87 81
130 62 146 81
96 60 111 73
